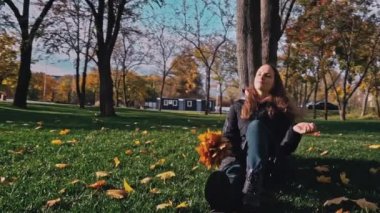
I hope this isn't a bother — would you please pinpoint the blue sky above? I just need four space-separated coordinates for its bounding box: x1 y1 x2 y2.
29 0 235 76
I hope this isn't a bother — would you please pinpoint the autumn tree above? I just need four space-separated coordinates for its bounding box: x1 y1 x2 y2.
124 71 149 108
326 1 380 120
55 75 74 103
172 0 234 115
28 72 56 101
1 0 57 107
44 0 95 108
112 32 149 107
149 25 180 111
85 69 100 105
171 50 203 98
84 0 162 116
285 1 340 120
212 39 238 114
0 32 18 84
236 0 296 88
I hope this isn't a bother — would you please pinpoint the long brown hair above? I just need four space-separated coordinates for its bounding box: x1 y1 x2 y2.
240 64 294 119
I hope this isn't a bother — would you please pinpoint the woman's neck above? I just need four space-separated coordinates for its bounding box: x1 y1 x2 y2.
257 91 270 102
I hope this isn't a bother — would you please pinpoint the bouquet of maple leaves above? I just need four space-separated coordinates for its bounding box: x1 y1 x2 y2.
196 129 231 169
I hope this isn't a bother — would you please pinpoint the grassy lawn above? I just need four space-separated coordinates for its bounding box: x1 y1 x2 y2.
0 102 379 212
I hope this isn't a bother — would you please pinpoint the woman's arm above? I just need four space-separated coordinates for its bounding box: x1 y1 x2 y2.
223 103 242 154
279 122 319 155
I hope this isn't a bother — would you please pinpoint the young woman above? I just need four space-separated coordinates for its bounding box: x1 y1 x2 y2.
205 64 319 212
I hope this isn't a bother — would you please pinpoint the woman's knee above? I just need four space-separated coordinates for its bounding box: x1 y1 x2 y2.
247 120 265 133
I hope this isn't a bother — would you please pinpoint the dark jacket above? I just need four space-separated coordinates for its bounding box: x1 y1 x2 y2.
222 99 302 164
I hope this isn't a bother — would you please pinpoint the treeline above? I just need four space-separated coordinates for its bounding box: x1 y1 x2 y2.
0 0 379 119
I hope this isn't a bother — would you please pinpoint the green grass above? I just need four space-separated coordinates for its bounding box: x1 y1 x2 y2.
0 102 379 212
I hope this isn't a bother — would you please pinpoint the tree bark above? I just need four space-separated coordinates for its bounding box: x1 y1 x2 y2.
13 42 32 108
6 0 56 108
237 0 282 88
375 89 380 118
159 75 166 111
360 86 370 117
98 54 115 116
236 0 249 90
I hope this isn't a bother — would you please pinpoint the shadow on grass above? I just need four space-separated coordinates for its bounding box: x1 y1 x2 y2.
0 103 224 130
263 156 379 213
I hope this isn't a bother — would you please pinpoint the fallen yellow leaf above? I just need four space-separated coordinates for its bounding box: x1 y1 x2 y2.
145 140 153 145
340 172 350 185
156 171 176 181
134 140 141 145
150 188 161 194
368 144 380 149
8 148 25 155
369 167 379 174
106 189 127 199
70 179 80 185
176 201 189 209
55 163 69 169
323 196 349 206
192 166 199 171
316 175 331 184
140 177 152 184
156 201 173 210
67 139 78 144
96 171 109 178
51 139 63 145
123 179 134 193
191 129 197 134
35 126 43 130
46 198 61 208
320 150 329 156
88 180 107 189
59 129 70 135
150 159 166 170
307 147 315 152
314 165 330 173
142 130 148 135
353 198 379 211
125 149 133 155
49 130 57 133
114 157 120 168
58 188 66 194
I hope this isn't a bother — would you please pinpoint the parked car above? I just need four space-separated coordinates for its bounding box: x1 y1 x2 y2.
307 101 339 110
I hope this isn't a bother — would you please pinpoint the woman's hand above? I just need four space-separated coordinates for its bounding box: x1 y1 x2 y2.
293 122 320 136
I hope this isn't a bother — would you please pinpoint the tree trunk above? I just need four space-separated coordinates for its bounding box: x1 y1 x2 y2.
261 0 280 65
159 75 166 111
13 42 32 108
122 70 127 106
237 0 281 88
98 55 115 116
75 49 81 107
375 89 380 118
322 74 329 120
205 67 211 115
360 86 370 117
340 100 347 120
219 82 223 114
312 78 319 119
236 0 249 90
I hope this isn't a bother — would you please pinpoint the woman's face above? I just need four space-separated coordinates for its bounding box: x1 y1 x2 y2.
254 65 275 95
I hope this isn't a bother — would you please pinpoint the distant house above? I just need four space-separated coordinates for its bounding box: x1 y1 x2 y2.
153 98 216 112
